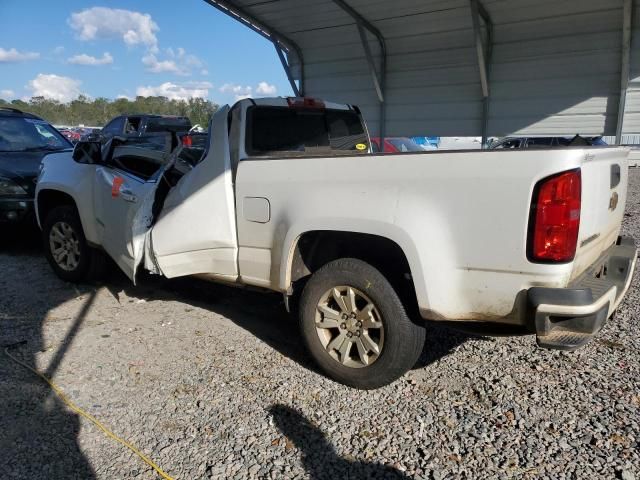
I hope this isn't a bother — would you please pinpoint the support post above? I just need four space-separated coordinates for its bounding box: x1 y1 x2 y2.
332 0 387 142
274 42 301 97
470 0 493 148
202 0 305 95
616 0 633 145
356 23 384 103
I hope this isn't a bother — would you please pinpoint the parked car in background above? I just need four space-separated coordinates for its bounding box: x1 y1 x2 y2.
82 114 192 153
99 114 191 141
370 136 430 153
58 127 82 144
0 107 72 224
489 135 608 149
411 136 440 149
36 96 635 389
77 127 101 141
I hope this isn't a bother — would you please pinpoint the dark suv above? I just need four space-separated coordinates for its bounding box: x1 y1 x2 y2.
82 114 192 153
97 114 192 148
0 108 72 224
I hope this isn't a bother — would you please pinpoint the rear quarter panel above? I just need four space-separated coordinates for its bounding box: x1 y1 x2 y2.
235 148 617 323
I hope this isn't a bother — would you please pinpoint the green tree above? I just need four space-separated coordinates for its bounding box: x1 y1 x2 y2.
2 95 219 127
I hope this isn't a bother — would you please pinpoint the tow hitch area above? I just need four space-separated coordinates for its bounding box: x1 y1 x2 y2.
529 237 637 350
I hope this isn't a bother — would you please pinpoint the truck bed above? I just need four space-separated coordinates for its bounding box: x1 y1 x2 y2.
234 146 630 325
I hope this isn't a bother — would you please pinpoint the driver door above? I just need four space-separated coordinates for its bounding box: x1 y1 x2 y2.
93 166 157 281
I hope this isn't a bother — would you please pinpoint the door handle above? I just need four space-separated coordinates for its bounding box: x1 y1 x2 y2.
120 188 137 203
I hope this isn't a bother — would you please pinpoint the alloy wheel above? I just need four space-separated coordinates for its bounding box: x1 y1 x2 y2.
315 286 384 368
49 221 81 271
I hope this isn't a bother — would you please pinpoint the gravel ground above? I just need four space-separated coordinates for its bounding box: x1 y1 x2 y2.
1 172 640 480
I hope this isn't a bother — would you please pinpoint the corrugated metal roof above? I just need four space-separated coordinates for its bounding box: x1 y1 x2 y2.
208 0 638 138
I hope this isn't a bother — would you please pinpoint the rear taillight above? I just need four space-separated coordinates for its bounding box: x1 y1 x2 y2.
181 135 192 147
528 169 581 263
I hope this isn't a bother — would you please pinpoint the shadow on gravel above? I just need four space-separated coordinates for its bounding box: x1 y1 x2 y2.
121 272 480 380
0 226 96 479
0 222 41 254
270 404 411 479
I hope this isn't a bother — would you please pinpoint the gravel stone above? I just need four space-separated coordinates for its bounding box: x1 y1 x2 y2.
2 170 640 479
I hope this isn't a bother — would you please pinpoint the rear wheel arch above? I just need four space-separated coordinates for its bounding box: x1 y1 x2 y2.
285 230 421 317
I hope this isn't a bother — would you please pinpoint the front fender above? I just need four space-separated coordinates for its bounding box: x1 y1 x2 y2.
36 153 99 245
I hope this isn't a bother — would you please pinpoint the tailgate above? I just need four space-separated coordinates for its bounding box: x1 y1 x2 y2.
572 147 630 280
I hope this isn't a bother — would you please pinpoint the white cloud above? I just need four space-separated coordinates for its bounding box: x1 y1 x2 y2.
68 52 114 66
135 81 212 101
255 82 277 96
0 89 15 100
142 48 204 76
68 7 159 51
219 82 278 100
201 69 209 76
53 46 65 55
142 54 183 75
27 74 82 103
0 47 39 62
219 83 253 101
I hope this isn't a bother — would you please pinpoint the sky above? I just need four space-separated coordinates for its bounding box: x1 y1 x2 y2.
0 0 292 105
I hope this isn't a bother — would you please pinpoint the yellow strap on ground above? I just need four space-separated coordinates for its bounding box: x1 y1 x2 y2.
4 347 175 480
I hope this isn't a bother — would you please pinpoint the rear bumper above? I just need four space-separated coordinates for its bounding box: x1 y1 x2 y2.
528 236 637 350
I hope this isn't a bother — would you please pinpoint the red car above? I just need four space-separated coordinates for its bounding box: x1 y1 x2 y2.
58 128 81 143
370 136 428 153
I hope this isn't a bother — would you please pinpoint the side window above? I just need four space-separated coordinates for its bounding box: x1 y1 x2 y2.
125 117 141 134
109 146 167 181
103 117 125 135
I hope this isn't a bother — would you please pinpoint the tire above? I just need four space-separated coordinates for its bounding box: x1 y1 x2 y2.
42 205 105 282
299 258 425 389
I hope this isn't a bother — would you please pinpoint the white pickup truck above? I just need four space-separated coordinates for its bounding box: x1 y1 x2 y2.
36 97 637 389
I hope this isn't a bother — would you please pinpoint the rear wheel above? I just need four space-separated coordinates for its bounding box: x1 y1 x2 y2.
43 205 105 282
299 258 425 389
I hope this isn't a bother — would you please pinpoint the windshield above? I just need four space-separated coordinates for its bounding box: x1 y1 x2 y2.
247 106 368 156
0 117 72 152
387 138 424 152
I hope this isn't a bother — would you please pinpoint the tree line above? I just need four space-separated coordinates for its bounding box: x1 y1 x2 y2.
0 95 219 128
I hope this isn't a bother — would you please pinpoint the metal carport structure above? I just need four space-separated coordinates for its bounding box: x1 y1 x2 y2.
204 0 639 146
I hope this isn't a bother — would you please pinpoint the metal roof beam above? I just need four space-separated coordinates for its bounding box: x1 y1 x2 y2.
356 23 384 103
202 0 305 95
274 42 301 97
331 0 387 141
470 0 493 148
616 0 633 144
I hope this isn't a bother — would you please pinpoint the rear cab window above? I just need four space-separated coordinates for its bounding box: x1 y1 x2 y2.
245 105 368 157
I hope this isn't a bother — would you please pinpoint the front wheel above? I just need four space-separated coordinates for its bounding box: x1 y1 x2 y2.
42 205 105 282
299 258 425 389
